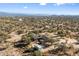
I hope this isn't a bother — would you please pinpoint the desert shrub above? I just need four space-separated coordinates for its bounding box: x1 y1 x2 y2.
30 29 43 34
57 30 66 37
16 30 24 35
21 35 31 44
32 50 42 56
0 31 11 43
21 33 33 44
47 29 54 33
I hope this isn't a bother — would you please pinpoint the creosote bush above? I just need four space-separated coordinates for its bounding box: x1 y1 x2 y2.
0 31 11 43
16 30 24 35
32 50 42 56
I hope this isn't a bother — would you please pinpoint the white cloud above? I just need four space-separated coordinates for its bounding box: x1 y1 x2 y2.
53 3 65 6
53 3 76 6
40 3 46 5
24 6 28 8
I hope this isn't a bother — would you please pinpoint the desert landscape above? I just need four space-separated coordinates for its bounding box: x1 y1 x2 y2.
0 16 79 56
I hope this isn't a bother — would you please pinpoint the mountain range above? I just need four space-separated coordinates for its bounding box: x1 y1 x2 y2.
0 12 50 16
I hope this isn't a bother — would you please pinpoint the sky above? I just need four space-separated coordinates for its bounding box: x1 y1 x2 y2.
0 3 79 15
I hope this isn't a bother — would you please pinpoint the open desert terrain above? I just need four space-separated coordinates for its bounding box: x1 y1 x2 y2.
0 16 79 56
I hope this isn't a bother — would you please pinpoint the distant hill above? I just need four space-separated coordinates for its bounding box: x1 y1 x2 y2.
0 12 50 16
0 12 30 16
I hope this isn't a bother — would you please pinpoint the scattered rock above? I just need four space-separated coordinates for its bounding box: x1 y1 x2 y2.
14 40 28 48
